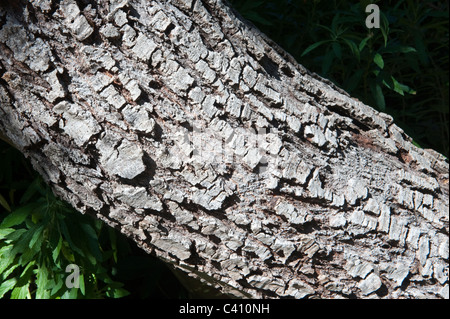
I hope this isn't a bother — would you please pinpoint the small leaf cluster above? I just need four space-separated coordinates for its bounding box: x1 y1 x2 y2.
0 176 129 298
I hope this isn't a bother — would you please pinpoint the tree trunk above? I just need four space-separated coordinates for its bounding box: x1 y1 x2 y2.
0 0 448 299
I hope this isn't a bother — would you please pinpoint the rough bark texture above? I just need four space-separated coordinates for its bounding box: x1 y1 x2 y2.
0 0 448 299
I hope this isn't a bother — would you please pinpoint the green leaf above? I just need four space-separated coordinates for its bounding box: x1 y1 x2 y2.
82 224 102 262
29 224 44 249
60 242 75 263
392 77 416 96
373 53 384 69
332 42 342 59
379 71 394 90
317 24 334 35
342 39 359 60
5 228 26 242
52 236 63 264
358 36 370 52
11 284 30 299
322 50 334 75
79 273 86 296
107 287 130 299
0 227 15 240
68 286 79 299
301 40 330 57
50 276 65 296
371 82 386 111
80 222 98 240
59 219 84 257
1 262 19 282
379 71 416 96
0 277 17 298
35 265 51 299
412 140 422 149
18 260 35 281
0 204 36 228
10 226 36 257
0 245 16 273
381 43 417 54
331 13 340 35
0 194 11 212
108 227 118 263
10 261 34 299
18 246 39 267
345 69 364 93
397 46 416 54
380 12 389 47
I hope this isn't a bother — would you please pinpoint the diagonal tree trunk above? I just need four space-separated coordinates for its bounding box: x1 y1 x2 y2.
0 0 448 299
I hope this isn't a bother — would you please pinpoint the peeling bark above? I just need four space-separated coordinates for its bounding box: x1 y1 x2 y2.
0 0 448 299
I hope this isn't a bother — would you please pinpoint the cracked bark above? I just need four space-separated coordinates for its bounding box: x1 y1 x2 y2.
0 0 448 299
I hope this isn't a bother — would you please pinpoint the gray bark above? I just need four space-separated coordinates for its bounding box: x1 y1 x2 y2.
0 0 448 299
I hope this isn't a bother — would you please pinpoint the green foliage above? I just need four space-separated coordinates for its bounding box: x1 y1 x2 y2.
230 0 449 157
0 176 128 298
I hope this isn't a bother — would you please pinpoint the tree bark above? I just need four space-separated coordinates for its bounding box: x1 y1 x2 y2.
0 0 448 299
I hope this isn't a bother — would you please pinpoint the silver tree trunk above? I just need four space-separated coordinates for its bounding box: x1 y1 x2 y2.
0 0 448 299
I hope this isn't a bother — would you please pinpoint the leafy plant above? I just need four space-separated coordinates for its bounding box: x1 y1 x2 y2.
229 0 449 157
0 176 129 298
